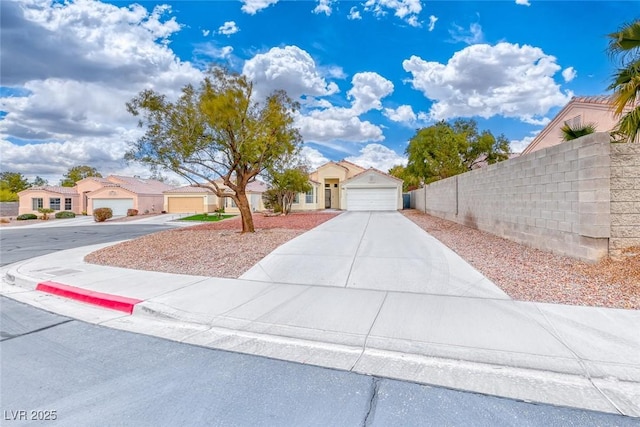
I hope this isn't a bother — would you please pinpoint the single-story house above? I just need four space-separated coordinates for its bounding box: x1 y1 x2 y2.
521 95 629 155
18 175 175 216
291 160 403 212
163 180 267 214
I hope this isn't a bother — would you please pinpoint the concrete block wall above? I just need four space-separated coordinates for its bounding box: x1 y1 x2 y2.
610 143 640 258
411 133 618 262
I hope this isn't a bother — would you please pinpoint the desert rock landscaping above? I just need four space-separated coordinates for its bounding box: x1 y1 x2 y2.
85 210 639 310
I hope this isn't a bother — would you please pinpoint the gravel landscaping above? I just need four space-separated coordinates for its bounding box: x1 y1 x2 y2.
85 209 639 310
402 210 640 310
84 212 339 278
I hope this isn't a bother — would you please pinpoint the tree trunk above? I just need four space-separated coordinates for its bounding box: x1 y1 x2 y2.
236 191 255 233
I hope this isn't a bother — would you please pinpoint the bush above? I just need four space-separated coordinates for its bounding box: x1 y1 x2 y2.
17 213 37 220
93 207 113 222
127 209 138 216
55 211 76 219
0 189 18 202
37 208 54 220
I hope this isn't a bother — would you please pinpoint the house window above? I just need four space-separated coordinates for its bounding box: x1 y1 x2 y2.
226 198 237 208
334 184 338 188
305 189 313 204
32 198 43 210
325 183 330 188
49 198 61 210
65 198 72 210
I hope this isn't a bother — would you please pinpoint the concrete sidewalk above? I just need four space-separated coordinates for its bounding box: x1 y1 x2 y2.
1 214 639 417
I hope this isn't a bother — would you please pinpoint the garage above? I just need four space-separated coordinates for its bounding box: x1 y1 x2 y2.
342 169 402 211
92 198 134 216
346 187 398 211
167 197 204 213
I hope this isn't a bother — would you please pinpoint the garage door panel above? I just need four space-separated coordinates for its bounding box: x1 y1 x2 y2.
168 197 204 213
92 199 134 216
346 188 397 211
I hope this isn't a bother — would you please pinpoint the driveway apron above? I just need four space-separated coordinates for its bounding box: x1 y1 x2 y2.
240 211 508 299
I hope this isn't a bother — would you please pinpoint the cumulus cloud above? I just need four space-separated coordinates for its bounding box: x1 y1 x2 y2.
428 15 438 31
510 132 539 153
0 0 202 179
449 22 484 44
295 72 394 145
202 29 210 37
313 0 334 15
562 66 577 82
515 0 531 6
363 0 422 26
403 42 573 125
243 46 339 100
383 105 417 124
241 0 279 14
218 21 239 36
300 145 329 170
345 144 407 172
348 7 362 20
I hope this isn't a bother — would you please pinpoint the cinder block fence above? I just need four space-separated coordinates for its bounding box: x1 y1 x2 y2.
410 133 640 262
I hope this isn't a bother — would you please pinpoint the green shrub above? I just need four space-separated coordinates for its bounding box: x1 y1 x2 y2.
55 211 76 219
93 207 113 222
126 208 138 216
17 213 37 220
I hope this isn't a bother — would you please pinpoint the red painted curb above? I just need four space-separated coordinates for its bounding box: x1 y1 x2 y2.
36 281 143 314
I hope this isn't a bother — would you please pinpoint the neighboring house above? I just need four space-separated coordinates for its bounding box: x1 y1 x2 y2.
522 95 626 155
163 180 267 214
18 175 174 216
295 160 403 212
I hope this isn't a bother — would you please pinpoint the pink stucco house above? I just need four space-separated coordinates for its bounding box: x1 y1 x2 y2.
18 175 175 216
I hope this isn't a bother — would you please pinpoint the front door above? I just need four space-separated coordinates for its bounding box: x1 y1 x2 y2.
325 189 331 209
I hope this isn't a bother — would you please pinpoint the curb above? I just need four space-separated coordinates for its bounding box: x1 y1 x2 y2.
35 281 142 314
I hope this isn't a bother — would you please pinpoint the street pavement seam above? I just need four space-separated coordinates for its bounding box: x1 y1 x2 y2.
350 292 389 371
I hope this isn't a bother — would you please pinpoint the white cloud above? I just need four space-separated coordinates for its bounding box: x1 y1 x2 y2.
313 0 334 16
384 105 417 124
348 72 394 114
428 15 438 32
345 144 407 172
403 42 573 124
202 29 210 37
300 145 329 170
515 0 531 6
449 23 484 44
510 131 540 153
348 7 362 20
0 0 202 180
243 46 339 100
241 0 279 14
363 0 422 26
218 21 239 36
562 66 577 82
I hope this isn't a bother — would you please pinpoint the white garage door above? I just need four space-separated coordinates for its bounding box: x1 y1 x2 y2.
92 198 134 216
346 187 397 211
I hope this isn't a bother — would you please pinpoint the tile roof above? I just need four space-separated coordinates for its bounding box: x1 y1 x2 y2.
26 186 78 195
164 185 216 194
106 175 175 195
343 167 403 184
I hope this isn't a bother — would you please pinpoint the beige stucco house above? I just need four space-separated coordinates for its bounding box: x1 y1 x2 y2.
522 95 626 155
164 180 267 214
293 160 403 212
18 175 174 216
164 160 403 214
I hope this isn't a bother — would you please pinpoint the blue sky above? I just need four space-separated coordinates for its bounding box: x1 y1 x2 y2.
0 0 636 183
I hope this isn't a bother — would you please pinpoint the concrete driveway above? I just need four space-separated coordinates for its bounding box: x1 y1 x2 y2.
241 211 508 299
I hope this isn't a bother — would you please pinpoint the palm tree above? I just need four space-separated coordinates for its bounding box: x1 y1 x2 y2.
607 20 640 142
560 122 597 141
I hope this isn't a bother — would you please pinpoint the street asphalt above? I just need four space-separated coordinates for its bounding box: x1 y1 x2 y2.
1 211 639 418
